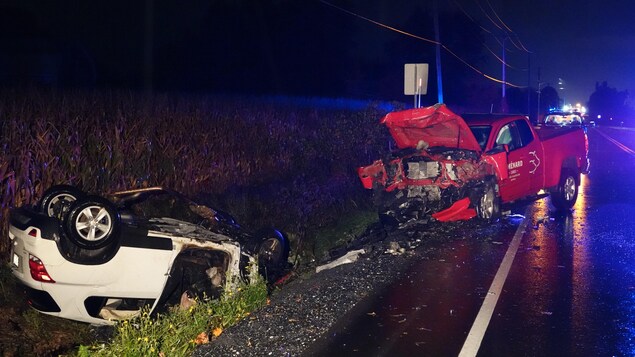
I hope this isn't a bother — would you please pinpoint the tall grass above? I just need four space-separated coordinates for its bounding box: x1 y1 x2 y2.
77 278 268 357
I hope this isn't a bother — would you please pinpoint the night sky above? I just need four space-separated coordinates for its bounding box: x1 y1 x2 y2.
488 0 635 105
0 0 633 110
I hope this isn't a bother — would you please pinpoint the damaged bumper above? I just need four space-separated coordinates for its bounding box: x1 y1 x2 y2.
430 197 476 222
358 152 490 224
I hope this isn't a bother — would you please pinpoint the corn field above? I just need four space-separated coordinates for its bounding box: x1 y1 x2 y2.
0 88 396 258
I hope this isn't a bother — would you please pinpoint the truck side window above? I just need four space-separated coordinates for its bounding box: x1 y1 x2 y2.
495 124 513 149
515 119 534 147
495 123 522 151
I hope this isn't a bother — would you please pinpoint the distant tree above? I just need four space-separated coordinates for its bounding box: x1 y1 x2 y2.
506 87 529 114
539 86 559 114
588 81 632 126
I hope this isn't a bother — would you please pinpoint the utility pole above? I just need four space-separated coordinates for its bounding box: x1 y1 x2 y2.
536 67 543 122
500 36 508 113
502 37 506 99
433 0 443 104
527 52 531 120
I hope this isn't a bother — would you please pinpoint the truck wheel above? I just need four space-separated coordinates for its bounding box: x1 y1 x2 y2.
64 196 120 250
39 185 85 220
551 169 579 210
476 181 500 222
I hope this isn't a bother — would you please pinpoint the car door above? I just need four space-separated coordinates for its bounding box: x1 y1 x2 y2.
494 121 532 202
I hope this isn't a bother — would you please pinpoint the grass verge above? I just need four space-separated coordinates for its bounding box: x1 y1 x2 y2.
76 277 268 357
310 208 379 261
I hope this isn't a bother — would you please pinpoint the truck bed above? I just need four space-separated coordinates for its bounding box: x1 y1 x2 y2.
534 125 583 141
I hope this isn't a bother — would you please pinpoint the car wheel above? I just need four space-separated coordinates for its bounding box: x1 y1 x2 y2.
551 169 579 211
64 195 120 249
256 229 290 277
38 185 85 219
476 181 500 222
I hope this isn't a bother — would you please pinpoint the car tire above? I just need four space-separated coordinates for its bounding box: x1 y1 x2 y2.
476 180 501 222
551 168 579 211
64 195 120 250
38 185 85 219
256 229 290 278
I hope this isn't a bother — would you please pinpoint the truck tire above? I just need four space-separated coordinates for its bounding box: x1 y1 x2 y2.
551 168 579 211
476 180 501 222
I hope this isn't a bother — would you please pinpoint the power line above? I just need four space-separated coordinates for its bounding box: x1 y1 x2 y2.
453 0 493 34
319 0 526 89
510 34 532 53
485 0 513 33
474 0 503 31
483 43 527 71
453 0 529 71
319 0 438 45
475 0 532 54
460 0 532 54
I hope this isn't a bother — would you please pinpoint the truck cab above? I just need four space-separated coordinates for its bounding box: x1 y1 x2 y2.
465 115 546 203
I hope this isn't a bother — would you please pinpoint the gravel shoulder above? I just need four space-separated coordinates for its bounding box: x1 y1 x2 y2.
194 221 476 357
194 248 416 356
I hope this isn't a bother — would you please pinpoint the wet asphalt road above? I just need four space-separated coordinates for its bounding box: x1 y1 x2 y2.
311 127 635 356
196 126 635 356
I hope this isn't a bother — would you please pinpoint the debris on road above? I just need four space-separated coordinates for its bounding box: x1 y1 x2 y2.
316 249 366 273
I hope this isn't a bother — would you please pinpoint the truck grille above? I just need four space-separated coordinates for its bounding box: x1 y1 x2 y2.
406 161 440 179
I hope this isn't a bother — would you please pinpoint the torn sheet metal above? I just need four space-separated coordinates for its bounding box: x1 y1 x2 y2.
381 103 482 152
431 197 477 222
316 249 366 273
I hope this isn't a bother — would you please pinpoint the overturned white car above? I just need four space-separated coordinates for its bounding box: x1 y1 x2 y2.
8 185 290 325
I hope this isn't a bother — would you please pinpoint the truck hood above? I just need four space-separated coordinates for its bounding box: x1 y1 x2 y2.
381 104 482 152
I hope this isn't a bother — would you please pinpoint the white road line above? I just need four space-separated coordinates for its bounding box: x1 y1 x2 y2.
596 129 635 156
458 209 530 357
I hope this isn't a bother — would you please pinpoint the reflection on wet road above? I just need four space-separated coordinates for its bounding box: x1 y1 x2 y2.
313 127 635 356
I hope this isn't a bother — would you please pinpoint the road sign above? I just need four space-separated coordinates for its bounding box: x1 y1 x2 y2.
404 63 429 95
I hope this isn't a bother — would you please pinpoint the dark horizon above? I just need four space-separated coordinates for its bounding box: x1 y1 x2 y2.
0 1 633 114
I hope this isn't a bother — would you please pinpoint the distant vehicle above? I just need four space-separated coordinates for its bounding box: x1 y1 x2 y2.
357 104 589 226
543 112 583 126
8 186 290 325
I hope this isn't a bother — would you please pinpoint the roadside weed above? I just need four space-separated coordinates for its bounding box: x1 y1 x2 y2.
78 277 268 356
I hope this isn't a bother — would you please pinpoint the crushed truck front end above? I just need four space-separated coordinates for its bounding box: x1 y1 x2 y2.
358 104 497 226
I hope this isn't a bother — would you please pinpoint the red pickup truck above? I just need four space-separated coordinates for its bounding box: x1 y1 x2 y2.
357 104 589 226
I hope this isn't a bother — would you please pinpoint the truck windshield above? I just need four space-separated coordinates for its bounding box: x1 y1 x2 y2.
469 125 491 151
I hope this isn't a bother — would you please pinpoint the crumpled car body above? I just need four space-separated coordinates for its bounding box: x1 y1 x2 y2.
358 104 498 224
8 186 290 325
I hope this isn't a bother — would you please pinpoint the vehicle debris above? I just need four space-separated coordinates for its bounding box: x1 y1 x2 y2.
316 249 366 273
386 241 406 255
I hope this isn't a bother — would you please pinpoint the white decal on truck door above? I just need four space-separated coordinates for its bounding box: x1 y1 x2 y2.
508 160 523 170
529 151 541 174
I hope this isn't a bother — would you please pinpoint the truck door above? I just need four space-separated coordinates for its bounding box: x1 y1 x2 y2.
493 121 532 202
515 119 544 194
